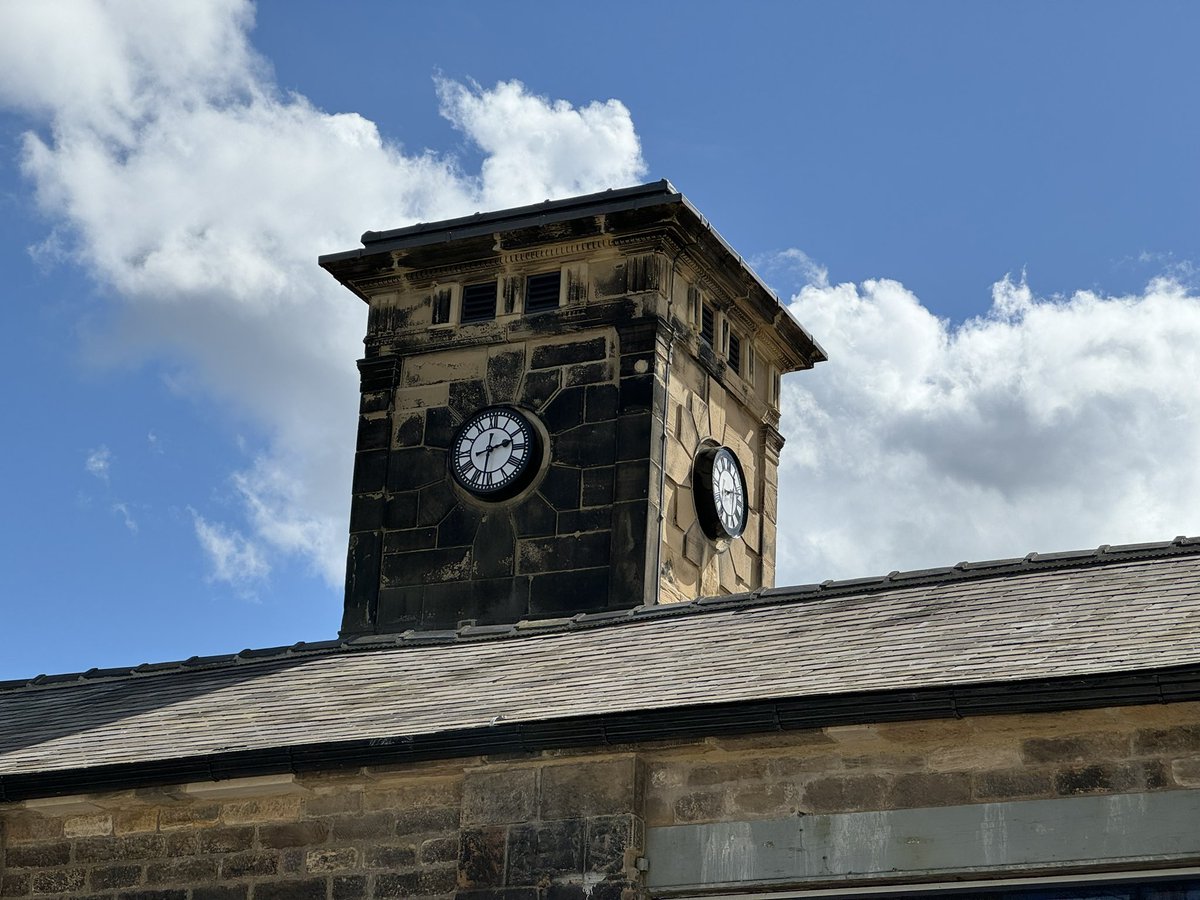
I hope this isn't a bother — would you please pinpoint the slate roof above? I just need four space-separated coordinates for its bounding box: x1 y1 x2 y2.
4 538 1200 790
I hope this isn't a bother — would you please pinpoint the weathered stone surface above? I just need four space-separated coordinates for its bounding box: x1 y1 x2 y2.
458 827 506 889
305 848 357 872
540 760 640 820
90 864 142 890
253 879 328 900
30 869 86 894
531 338 606 369
2 841 71 868
220 852 279 879
801 775 888 814
888 772 971 809
376 868 457 898
258 821 329 849
146 857 220 884
462 770 537 826
1022 734 1127 763
507 819 585 885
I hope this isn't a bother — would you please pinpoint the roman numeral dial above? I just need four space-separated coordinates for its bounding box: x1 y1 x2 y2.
692 445 749 541
449 406 542 499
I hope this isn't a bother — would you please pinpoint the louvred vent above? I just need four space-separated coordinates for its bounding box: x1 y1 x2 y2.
700 304 715 345
461 282 497 322
525 271 561 312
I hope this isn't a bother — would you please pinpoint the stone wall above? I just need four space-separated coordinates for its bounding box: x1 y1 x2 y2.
4 702 1200 899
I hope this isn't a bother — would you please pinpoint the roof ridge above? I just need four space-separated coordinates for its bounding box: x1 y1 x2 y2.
3 535 1197 693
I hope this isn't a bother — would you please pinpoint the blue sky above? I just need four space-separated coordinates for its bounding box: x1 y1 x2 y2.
1 1 1198 680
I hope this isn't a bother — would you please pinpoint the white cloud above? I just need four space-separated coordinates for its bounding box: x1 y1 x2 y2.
1 1 646 589
112 502 138 534
777 271 1200 583
191 510 269 588
85 445 112 481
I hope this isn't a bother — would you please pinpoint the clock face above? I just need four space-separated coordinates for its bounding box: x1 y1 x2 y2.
693 445 748 540
449 407 541 498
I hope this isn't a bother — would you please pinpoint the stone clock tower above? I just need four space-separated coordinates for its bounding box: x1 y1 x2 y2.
320 181 825 635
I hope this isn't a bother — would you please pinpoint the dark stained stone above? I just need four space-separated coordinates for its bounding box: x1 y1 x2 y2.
377 869 457 898
558 507 610 534
387 447 446 491
253 880 327 900
424 406 457 449
531 337 606 369
423 577 530 629
439 504 482 548
555 421 616 468
221 852 279 878
197 826 255 854
364 845 417 868
332 877 367 900
473 512 515 578
329 812 396 841
382 546 472 587
487 351 525 403
357 415 391 451
395 412 425 447
375 586 422 631
75 834 167 863
581 467 615 507
458 828 506 889
519 369 560 410
616 413 651 461
507 819 585 885
417 482 458 526
565 361 610 387
349 494 384 533
888 773 971 809
586 816 635 875
546 885 586 900
613 459 650 501
90 865 142 890
449 379 489 420
258 821 329 849
511 494 558 537
193 887 248 900
384 491 419 529
146 857 219 884
352 449 388 493
538 465 581 511
585 384 619 422
543 386 585 433
342 531 381 634
529 568 611 617
395 805 461 836
383 526 437 554
519 532 611 574
360 390 389 414
618 374 656 412
3 842 71 868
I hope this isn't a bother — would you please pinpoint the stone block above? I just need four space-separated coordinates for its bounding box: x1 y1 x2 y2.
585 815 638 875
2 812 63 843
544 386 585 432
3 842 71 868
332 877 367 900
305 848 358 872
507 819 585 885
405 349 487 388
0 873 29 897
146 857 220 884
376 869 458 898
462 769 537 826
258 821 330 849
556 421 617 468
196 826 255 854
538 465 581 511
75 833 168 863
393 383 450 411
458 827 506 889
363 844 417 869
1133 724 1200 755
585 384 619 422
531 337 606 369
1053 763 1140 796
540 759 641 819
253 879 328 900
220 852 279 879
421 837 459 865
888 772 971 809
395 805 461 836
424 406 456 449
220 796 305 824
529 568 612 617
487 350 525 403
30 870 86 895
972 769 1055 801
388 447 447 491
1022 733 1128 764
801 774 887 815
519 369 560 410
193 888 248 900
63 813 112 838
89 864 143 890
449 379 489 420
326 812 394 842
673 791 725 824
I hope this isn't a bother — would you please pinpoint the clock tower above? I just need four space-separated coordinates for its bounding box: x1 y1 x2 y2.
320 181 825 636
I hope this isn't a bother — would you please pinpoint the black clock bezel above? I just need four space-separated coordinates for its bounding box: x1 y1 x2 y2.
448 405 544 501
693 445 748 540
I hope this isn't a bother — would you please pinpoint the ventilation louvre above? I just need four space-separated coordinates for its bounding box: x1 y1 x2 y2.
728 332 742 374
700 304 715 346
525 271 561 312
461 282 497 322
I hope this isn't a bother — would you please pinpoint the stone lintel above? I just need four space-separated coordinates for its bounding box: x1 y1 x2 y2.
22 794 106 815
176 773 311 800
645 789 1200 892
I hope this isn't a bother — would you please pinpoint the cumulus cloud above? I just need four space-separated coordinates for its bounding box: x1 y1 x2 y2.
85 445 112 481
777 271 1200 583
191 510 270 589
1 1 646 588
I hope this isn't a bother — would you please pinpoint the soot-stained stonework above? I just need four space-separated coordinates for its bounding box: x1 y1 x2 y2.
343 319 665 636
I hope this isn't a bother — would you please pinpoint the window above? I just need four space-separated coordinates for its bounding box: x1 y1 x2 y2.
728 331 742 374
525 271 561 313
700 303 715 346
460 281 497 323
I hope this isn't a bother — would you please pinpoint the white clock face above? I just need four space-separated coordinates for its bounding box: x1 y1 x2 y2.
711 448 747 538
450 407 537 497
